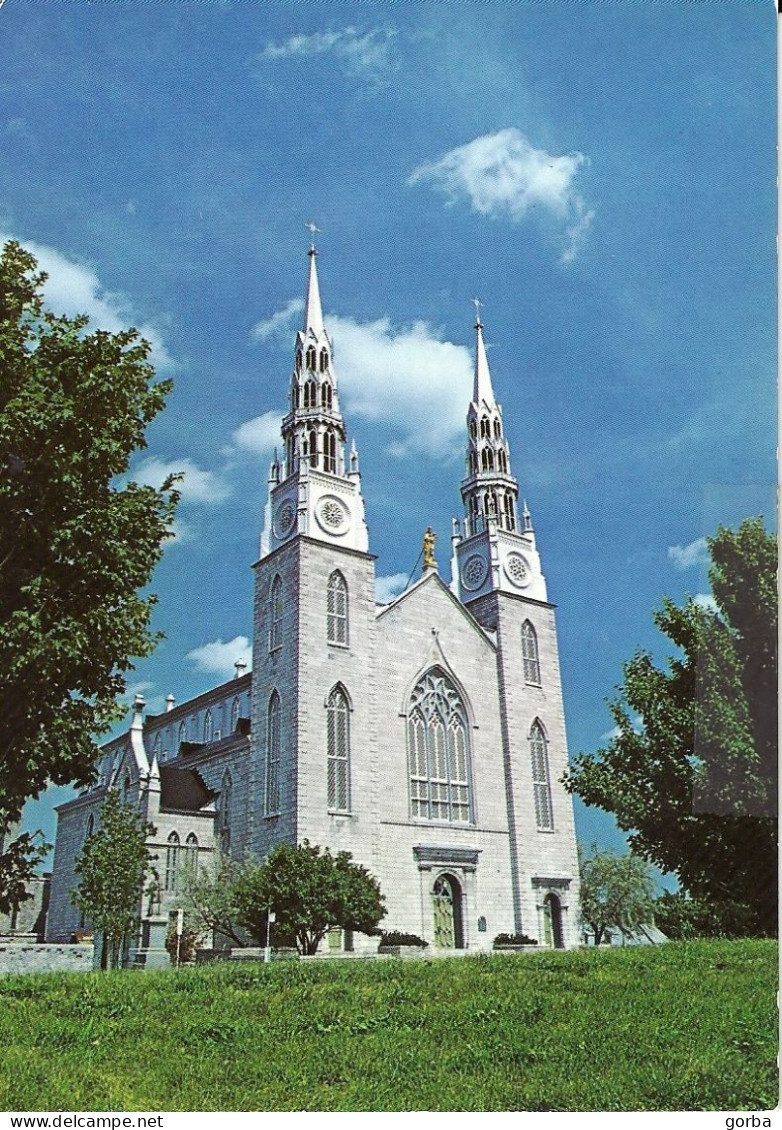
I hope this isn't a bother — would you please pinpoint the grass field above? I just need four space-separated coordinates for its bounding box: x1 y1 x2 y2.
0 939 776 1112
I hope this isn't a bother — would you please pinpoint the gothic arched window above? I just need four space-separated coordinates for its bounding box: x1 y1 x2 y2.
530 720 553 830
327 571 348 645
469 452 478 475
498 449 507 474
522 621 541 685
165 832 180 892
323 430 337 473
503 492 515 531
408 669 472 823
218 771 232 853
493 419 502 439
231 696 240 731
178 721 186 748
470 419 477 440
270 575 283 651
292 385 300 410
295 350 302 373
326 685 350 812
306 346 317 371
266 692 281 815
86 814 95 840
308 428 318 468
185 833 199 878
319 347 329 372
203 709 213 744
480 417 490 439
152 732 162 760
321 381 332 409
304 378 317 407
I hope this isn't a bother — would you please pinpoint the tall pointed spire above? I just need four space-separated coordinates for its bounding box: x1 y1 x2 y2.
473 316 496 409
460 306 518 538
303 246 325 337
260 244 370 558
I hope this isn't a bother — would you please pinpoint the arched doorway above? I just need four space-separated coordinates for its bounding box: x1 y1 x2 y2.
543 892 565 949
432 873 464 949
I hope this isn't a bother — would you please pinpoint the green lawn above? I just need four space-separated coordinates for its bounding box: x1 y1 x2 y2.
0 939 776 1112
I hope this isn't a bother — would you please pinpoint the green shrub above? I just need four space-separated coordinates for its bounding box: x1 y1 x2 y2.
654 892 764 940
380 930 428 947
493 932 538 946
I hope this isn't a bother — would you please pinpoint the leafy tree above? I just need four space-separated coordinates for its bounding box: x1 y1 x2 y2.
578 845 656 946
181 851 248 949
0 240 178 900
653 891 758 941
71 790 155 969
566 519 777 935
0 828 49 917
233 840 386 955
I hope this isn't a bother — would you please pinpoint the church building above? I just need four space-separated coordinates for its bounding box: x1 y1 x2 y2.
46 247 581 961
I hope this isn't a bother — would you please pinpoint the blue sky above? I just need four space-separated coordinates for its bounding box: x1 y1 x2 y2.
4 0 776 877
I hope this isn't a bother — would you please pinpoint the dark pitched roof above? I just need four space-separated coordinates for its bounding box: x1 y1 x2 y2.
159 765 216 812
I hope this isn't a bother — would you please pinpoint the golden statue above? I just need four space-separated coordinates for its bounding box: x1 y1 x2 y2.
423 526 437 570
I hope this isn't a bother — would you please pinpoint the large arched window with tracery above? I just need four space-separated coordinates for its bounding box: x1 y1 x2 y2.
408 669 472 823
327 571 348 645
530 720 553 830
521 620 541 685
265 692 281 815
326 685 350 813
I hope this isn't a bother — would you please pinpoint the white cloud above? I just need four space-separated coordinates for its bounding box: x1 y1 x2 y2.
0 232 175 369
668 537 709 570
251 297 303 341
693 593 718 613
327 314 472 457
375 572 408 604
231 411 285 458
186 636 252 680
408 128 594 262
258 25 397 80
132 456 232 505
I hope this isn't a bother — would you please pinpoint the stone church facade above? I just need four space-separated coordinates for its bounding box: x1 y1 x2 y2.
47 248 580 962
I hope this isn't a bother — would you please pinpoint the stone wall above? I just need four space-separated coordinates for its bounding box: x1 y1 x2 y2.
0 943 94 975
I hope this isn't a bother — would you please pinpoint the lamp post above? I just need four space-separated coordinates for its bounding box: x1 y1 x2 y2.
264 907 276 964
175 907 184 968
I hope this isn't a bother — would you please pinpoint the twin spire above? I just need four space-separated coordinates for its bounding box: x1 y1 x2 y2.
281 245 523 533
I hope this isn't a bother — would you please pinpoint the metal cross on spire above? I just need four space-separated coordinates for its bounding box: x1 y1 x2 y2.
471 296 483 326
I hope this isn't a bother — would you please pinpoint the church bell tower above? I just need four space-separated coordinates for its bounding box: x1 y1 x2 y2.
451 308 581 948
451 311 545 604
250 243 376 866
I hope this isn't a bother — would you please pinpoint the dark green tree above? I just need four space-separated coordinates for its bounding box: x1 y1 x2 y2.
0 240 178 900
71 790 155 968
578 845 656 946
566 519 777 935
0 829 49 918
233 840 386 955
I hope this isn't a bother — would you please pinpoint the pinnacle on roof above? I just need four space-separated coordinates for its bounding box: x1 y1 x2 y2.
302 246 325 338
473 314 496 409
